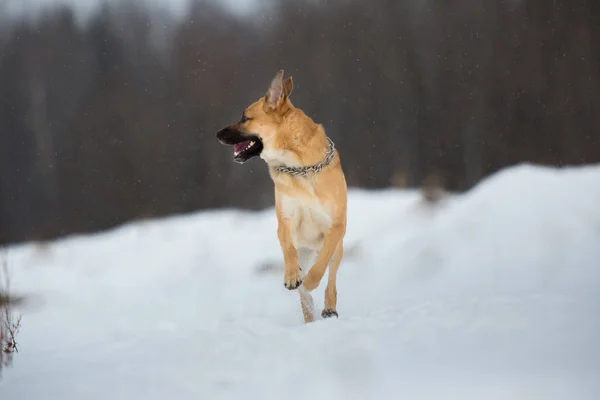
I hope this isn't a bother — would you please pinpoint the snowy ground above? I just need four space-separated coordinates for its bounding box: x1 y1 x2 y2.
1 163 600 399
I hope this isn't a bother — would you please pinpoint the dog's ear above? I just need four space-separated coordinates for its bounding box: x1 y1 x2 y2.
265 70 287 111
283 76 293 97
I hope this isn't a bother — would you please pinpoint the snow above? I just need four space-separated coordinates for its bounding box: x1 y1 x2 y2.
2 162 600 399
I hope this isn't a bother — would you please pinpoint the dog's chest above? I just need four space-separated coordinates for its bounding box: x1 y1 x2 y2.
280 195 332 250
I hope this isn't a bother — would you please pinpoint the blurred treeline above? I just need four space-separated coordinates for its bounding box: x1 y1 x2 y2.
0 0 599 245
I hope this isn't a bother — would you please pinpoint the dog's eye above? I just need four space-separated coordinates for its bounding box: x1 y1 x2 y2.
240 114 251 123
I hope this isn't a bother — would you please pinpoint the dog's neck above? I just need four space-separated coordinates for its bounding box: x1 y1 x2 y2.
273 136 335 177
261 111 335 177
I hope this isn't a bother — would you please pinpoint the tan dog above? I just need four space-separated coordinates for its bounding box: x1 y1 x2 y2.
216 70 348 323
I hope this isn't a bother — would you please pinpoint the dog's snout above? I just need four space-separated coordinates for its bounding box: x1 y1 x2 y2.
216 126 245 145
216 127 233 144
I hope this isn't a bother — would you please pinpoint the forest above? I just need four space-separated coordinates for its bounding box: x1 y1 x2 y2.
0 0 599 244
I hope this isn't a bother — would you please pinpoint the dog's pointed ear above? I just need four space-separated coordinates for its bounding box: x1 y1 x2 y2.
265 69 286 111
283 76 293 97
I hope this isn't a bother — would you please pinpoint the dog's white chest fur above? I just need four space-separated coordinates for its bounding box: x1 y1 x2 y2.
280 194 332 250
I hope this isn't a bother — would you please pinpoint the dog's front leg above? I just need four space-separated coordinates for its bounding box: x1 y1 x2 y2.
277 217 302 290
302 223 345 292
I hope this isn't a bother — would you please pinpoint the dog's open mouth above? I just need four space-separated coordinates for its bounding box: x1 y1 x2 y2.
232 137 263 162
216 127 264 163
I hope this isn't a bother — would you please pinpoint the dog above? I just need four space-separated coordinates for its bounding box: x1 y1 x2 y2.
216 70 348 323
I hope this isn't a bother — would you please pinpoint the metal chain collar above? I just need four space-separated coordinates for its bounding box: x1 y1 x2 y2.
275 137 336 177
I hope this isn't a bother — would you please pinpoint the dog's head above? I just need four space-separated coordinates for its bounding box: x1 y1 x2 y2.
216 69 294 164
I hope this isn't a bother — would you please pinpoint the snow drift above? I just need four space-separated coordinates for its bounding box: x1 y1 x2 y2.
1 163 600 399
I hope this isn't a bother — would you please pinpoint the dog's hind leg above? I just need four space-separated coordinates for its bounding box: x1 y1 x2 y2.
322 241 343 319
297 248 316 323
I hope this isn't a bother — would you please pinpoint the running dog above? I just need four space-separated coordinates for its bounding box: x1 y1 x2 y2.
216 70 348 323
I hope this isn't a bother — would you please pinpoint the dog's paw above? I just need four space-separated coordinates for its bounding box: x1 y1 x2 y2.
283 269 303 290
321 309 339 319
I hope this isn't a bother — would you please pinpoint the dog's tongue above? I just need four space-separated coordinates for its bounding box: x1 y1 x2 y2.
234 140 250 153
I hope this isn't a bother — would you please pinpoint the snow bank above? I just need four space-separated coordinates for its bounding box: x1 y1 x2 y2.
1 163 600 399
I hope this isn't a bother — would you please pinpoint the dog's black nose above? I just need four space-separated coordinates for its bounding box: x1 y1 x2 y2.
216 126 242 145
216 127 228 143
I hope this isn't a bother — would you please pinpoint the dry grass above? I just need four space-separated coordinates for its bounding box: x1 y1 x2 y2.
1 253 22 377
